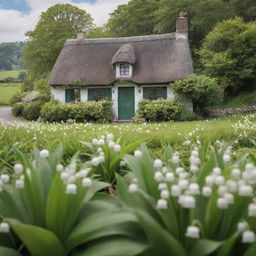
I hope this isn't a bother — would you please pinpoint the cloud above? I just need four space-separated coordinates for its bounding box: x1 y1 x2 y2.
0 0 130 43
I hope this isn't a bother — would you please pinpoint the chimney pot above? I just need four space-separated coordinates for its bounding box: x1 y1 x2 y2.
176 12 188 35
77 32 84 40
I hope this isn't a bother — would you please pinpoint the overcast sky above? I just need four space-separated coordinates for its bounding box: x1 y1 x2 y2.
0 0 130 43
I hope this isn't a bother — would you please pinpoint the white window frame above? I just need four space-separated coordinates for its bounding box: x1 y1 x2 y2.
116 63 133 79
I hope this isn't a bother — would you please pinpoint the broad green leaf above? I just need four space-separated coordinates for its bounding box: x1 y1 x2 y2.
243 243 256 256
205 193 222 237
110 140 142 171
45 173 86 240
7 219 66 256
0 186 30 224
0 247 23 256
190 239 222 256
66 210 138 251
135 210 187 256
217 233 239 256
72 237 148 256
83 181 110 202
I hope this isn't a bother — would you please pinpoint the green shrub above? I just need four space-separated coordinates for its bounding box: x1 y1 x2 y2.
34 78 51 97
178 105 199 121
172 74 223 109
12 103 24 116
10 92 25 106
138 99 181 122
41 100 113 123
22 101 45 121
18 71 27 81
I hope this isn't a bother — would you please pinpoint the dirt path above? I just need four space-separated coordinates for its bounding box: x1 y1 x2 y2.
0 107 25 122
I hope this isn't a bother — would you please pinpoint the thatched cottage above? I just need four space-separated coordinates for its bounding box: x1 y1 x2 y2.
49 13 193 121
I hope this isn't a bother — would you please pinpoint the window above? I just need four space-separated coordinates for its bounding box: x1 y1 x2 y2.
143 87 167 100
119 63 130 76
88 88 112 101
65 89 81 103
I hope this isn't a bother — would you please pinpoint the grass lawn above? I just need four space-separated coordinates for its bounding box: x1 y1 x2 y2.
0 69 24 80
0 114 255 159
0 83 22 105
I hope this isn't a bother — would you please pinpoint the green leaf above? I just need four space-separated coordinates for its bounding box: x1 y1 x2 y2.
7 219 66 256
190 239 222 256
135 210 187 256
109 139 142 171
217 233 239 256
66 210 139 251
72 237 148 256
0 247 23 256
45 173 86 240
243 243 256 256
83 181 110 202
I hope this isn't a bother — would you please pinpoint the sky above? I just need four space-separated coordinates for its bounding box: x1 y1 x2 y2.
0 0 130 43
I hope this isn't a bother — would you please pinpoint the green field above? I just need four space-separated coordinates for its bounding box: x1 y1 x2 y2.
0 114 255 158
0 69 24 80
0 83 22 105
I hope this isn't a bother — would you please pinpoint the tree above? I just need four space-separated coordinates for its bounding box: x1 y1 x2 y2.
199 18 256 94
107 0 159 37
108 0 256 55
0 42 25 70
23 4 94 80
87 25 114 38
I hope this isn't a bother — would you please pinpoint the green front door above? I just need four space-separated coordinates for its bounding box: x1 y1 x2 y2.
118 87 135 120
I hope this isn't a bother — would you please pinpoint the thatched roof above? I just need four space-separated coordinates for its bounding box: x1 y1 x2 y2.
111 44 136 65
49 33 194 86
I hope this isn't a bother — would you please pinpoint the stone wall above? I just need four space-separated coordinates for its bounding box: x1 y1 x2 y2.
203 106 256 118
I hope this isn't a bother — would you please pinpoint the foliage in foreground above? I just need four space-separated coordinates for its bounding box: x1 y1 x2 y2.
0 147 145 256
1 138 256 255
117 143 256 255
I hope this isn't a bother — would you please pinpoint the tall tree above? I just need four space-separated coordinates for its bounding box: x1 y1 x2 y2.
24 4 94 80
108 0 256 50
199 18 256 94
108 0 159 37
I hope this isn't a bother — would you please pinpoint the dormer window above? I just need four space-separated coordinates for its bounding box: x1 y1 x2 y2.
120 63 130 76
116 63 132 78
112 44 136 80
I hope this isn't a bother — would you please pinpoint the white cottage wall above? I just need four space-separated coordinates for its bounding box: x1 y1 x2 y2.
80 88 88 102
51 87 65 103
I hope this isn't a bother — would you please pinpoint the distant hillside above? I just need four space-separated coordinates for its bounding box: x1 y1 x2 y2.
0 42 25 70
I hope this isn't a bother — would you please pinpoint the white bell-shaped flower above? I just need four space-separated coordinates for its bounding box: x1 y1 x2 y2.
185 226 200 239
242 231 256 243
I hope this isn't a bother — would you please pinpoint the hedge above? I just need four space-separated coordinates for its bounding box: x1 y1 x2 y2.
137 99 197 122
40 100 113 123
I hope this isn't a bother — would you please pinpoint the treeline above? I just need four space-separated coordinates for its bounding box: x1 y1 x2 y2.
98 0 256 49
0 42 25 70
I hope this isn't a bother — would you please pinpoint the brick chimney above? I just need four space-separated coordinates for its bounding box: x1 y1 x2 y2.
77 32 84 39
77 27 84 39
176 11 188 35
